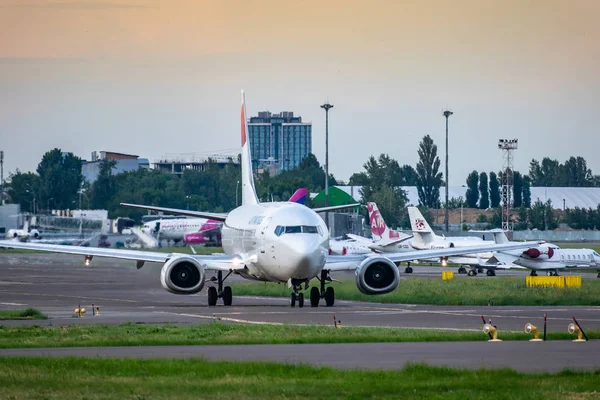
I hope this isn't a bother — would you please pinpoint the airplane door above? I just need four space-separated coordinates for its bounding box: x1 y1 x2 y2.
259 218 271 254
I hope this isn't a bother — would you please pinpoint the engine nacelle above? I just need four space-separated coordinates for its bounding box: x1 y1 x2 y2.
160 255 205 295
355 256 399 295
523 247 554 259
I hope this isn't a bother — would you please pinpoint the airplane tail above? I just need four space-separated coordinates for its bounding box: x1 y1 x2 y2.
240 91 259 205
288 188 307 205
486 229 510 244
407 206 435 245
368 202 392 241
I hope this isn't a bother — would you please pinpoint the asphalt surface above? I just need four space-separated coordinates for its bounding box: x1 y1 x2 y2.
1 252 599 372
1 341 599 372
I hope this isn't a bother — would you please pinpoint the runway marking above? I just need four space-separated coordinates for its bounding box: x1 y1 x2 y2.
156 311 492 332
0 291 140 304
0 302 26 306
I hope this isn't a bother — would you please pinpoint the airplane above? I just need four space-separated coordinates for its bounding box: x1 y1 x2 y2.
6 220 41 242
488 230 600 278
141 189 309 246
328 235 372 256
406 206 516 276
0 91 540 308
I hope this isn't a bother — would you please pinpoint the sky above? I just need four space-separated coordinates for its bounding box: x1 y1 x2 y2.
0 0 599 185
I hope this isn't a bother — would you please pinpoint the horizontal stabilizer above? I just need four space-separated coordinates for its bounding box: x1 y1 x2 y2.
120 203 228 222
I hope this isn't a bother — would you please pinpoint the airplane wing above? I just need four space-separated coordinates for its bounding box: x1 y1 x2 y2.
371 235 414 247
346 234 373 244
0 240 244 271
324 241 540 271
313 203 361 213
120 203 228 222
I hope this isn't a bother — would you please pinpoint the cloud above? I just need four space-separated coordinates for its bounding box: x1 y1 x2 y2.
3 1 149 9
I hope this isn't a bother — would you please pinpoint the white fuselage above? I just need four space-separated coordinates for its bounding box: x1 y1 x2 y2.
142 218 216 241
411 235 494 262
329 238 372 255
496 247 600 271
221 202 329 283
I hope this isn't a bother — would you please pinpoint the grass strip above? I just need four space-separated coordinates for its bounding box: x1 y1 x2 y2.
233 277 600 306
0 308 47 321
0 323 598 349
0 357 599 399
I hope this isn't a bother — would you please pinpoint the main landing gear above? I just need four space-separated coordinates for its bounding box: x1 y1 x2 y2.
404 262 413 274
529 270 538 277
467 269 477 277
546 270 559 276
207 270 233 306
458 266 467 274
486 270 496 277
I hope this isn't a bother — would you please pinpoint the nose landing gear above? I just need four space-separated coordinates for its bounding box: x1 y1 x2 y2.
207 270 233 306
308 270 335 308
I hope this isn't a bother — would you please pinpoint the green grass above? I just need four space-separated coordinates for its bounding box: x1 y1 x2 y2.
0 308 47 321
0 247 45 254
233 277 600 306
1 323 598 349
0 358 598 399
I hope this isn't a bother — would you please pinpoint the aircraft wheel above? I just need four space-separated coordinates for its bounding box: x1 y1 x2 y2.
530 271 538 277
298 293 304 308
546 271 553 277
310 287 320 307
324 287 335 307
553 271 559 276
597 272 600 278
468 270 476 277
290 292 297 307
486 270 495 277
222 286 233 306
477 268 484 273
404 266 413 274
207 287 218 306
458 267 466 274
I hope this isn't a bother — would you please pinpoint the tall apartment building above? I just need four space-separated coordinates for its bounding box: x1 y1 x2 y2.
248 111 312 174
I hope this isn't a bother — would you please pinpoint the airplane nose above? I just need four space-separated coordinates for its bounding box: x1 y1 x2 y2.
284 236 325 279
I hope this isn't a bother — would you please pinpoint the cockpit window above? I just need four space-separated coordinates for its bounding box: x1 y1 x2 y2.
285 226 302 234
594 251 600 257
302 226 318 234
274 225 320 236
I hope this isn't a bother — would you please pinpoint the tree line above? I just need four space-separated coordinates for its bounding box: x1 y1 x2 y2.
5 143 600 231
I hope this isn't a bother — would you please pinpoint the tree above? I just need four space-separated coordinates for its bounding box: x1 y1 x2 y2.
36 148 83 210
513 171 523 208
489 171 500 208
90 159 117 210
522 175 531 207
357 154 408 228
416 135 443 208
465 171 479 208
6 170 41 213
478 172 489 209
561 156 592 187
399 165 418 186
348 172 369 186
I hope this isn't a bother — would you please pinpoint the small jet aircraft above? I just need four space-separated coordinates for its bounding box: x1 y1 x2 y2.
6 220 41 242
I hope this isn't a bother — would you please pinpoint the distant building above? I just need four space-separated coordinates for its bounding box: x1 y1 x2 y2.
154 155 239 177
248 111 312 174
82 151 149 183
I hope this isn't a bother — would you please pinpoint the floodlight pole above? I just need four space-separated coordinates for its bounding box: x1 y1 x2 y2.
321 102 333 229
443 110 453 232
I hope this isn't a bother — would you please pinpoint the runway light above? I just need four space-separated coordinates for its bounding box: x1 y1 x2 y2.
483 324 502 342
524 323 543 342
84 255 93 266
568 323 586 342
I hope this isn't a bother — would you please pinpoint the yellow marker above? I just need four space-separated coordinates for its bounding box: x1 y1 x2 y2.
483 324 501 342
568 323 586 342
524 323 543 342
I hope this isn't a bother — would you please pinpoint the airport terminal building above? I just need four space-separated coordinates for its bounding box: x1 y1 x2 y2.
248 111 312 174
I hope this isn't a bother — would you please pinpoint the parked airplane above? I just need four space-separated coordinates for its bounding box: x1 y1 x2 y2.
0 92 538 308
328 236 372 256
6 220 41 242
407 207 517 276
488 230 600 277
142 189 309 246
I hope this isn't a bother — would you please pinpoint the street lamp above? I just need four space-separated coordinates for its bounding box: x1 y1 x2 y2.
443 110 453 232
320 102 334 229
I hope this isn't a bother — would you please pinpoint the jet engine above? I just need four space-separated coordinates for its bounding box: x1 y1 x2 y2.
523 247 554 259
160 255 205 294
355 256 399 294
